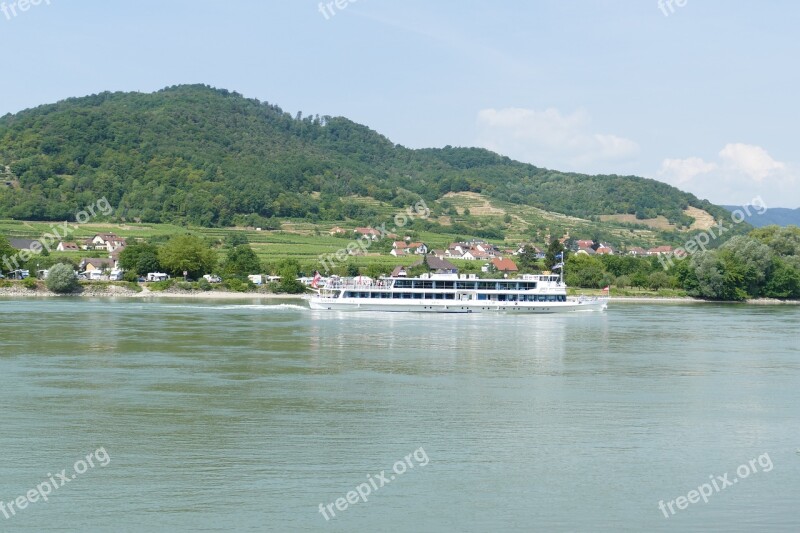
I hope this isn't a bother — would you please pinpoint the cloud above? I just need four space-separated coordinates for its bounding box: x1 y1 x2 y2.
718 143 786 182
658 157 717 185
655 143 797 207
475 107 639 172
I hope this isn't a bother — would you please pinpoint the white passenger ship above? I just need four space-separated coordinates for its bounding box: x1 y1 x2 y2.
309 273 607 313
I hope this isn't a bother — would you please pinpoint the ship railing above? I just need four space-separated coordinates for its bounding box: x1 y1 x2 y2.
323 281 394 290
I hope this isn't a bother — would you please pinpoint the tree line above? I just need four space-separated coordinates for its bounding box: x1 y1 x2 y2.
0 84 730 233
543 226 800 300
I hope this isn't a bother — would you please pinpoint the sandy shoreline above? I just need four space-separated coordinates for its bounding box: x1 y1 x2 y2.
0 285 307 300
608 296 800 305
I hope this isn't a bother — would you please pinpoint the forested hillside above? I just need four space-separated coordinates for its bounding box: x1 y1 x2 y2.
0 84 730 229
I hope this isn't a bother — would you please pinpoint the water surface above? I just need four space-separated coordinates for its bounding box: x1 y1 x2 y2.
0 299 798 532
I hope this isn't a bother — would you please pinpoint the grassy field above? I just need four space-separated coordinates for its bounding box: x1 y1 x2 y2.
0 218 457 275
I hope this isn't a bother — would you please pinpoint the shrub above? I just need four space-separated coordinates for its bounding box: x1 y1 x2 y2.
121 281 143 293
22 276 38 290
615 275 631 288
197 278 212 291
45 264 78 293
648 271 673 290
148 279 175 291
222 277 253 292
176 281 194 291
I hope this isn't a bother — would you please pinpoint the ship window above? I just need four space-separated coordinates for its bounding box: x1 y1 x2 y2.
445 293 455 300
413 293 423 299
477 294 488 300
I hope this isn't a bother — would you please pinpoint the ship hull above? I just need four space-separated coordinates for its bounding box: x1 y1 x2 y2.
309 297 607 313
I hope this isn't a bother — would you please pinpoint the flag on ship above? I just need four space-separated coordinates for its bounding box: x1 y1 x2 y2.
311 271 321 288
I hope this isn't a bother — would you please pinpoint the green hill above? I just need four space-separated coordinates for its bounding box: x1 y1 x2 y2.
0 84 732 236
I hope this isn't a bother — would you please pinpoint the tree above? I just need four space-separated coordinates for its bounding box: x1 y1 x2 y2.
544 238 565 271
615 275 631 288
225 232 248 248
119 243 161 275
136 253 162 276
158 235 217 279
565 254 605 288
682 251 745 301
46 263 78 293
516 245 540 271
764 258 800 299
0 234 15 274
275 259 305 294
222 244 261 278
750 225 800 257
719 236 773 297
364 263 388 279
647 271 672 290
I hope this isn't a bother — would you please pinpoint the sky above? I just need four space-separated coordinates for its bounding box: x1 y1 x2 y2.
0 0 797 208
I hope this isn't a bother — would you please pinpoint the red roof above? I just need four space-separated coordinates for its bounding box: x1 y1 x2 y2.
491 257 518 272
649 246 674 254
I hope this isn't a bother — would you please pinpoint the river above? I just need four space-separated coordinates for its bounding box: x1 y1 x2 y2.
0 299 798 532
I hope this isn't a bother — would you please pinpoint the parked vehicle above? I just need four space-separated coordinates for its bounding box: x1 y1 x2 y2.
7 269 29 280
109 269 124 281
203 274 222 283
146 272 170 282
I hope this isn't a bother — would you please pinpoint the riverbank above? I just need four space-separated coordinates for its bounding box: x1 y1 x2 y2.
608 296 800 305
0 283 306 300
1 284 798 305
